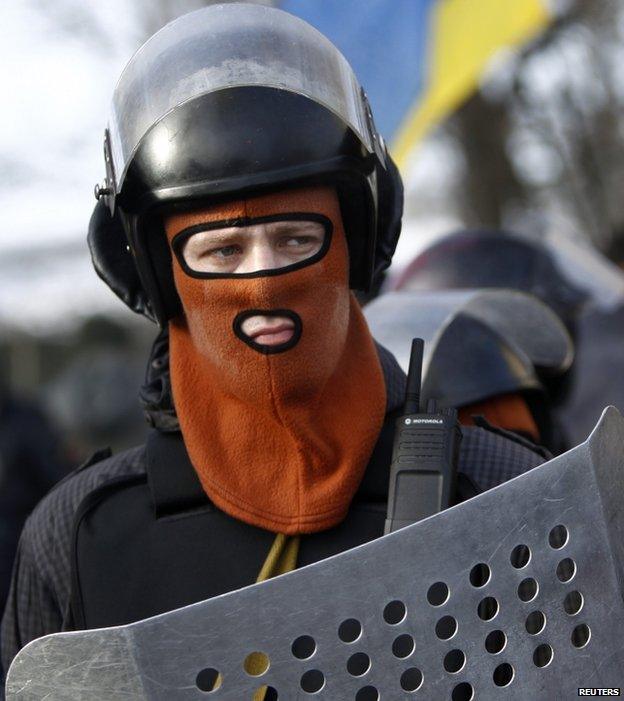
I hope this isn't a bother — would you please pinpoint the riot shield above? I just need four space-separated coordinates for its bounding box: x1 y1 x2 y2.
7 408 624 700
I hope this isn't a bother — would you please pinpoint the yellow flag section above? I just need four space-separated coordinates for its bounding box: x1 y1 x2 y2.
392 0 550 169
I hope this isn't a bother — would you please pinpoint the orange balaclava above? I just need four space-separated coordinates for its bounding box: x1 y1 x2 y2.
164 186 386 534
459 393 541 443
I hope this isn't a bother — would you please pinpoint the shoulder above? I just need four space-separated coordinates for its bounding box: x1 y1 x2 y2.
19 445 147 586
24 445 147 537
459 425 549 491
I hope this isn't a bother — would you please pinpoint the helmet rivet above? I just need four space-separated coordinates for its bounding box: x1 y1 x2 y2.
94 181 112 200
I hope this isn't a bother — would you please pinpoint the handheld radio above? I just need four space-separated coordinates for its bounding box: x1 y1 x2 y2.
384 338 462 534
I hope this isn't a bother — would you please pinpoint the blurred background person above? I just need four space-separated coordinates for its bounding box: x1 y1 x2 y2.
385 227 624 448
365 286 574 454
0 371 67 611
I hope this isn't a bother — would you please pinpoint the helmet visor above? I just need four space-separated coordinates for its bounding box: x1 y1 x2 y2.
108 3 373 194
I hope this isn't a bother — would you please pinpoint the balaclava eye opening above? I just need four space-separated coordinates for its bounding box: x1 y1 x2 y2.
165 186 386 534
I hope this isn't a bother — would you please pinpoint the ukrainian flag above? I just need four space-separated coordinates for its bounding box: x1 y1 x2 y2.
280 0 550 169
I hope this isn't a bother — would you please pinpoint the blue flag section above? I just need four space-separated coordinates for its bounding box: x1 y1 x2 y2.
280 0 435 142
280 0 550 168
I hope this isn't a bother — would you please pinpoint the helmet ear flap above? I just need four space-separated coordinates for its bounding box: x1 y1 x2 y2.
373 150 404 291
88 200 156 322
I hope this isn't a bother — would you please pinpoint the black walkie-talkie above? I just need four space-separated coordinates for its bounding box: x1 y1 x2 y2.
384 338 462 534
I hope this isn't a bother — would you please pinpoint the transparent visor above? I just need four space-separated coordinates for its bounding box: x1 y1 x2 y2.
108 3 372 192
171 215 332 278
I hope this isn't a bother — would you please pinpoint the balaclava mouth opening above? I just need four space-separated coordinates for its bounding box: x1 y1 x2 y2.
165 185 386 534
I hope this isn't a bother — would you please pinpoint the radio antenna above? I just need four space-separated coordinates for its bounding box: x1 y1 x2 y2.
404 338 424 414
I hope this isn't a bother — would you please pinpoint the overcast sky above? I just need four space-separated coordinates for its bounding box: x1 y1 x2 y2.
1 3 152 329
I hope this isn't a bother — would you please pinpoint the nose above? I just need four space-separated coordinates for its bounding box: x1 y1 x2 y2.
239 240 280 274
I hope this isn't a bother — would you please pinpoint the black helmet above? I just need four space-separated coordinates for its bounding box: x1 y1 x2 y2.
89 3 403 324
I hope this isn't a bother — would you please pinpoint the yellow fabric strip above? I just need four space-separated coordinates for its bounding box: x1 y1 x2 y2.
256 533 301 583
212 534 300 697
251 534 301 700
392 0 550 169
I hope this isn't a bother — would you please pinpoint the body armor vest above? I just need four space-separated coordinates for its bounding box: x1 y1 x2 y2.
69 416 400 629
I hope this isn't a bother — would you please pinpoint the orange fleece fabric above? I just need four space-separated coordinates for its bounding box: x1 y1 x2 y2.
165 186 386 534
458 393 540 443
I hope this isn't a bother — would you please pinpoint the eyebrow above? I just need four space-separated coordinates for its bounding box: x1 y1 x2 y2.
185 220 323 242
265 220 323 234
184 227 254 244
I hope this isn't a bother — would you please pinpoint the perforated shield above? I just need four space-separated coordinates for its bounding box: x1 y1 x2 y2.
7 408 624 700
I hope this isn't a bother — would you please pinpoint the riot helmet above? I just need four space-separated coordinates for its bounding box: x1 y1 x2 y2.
90 3 403 324
365 289 574 451
391 228 588 331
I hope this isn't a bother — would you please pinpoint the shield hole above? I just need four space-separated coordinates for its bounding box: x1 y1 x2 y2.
556 558 576 583
533 644 554 667
549 524 569 549
392 634 415 659
510 544 531 569
292 636 316 660
477 596 499 621
355 686 380 701
427 581 449 606
525 610 546 635
485 630 507 654
400 667 424 691
452 682 474 701
244 652 270 676
338 618 362 643
300 669 325 693
383 600 407 625
252 686 279 701
196 668 222 693
564 590 584 616
443 649 466 674
435 615 457 640
517 577 539 602
347 652 371 677
493 662 514 687
572 623 591 648
469 563 491 587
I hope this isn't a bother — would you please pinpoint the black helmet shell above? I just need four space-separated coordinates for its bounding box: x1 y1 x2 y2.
92 3 403 323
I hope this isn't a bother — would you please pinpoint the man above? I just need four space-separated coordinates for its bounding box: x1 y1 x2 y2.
388 228 589 452
1 3 547 675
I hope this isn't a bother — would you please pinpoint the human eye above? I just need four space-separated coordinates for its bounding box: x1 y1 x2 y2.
210 244 242 259
181 232 243 272
279 235 317 249
273 222 325 260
